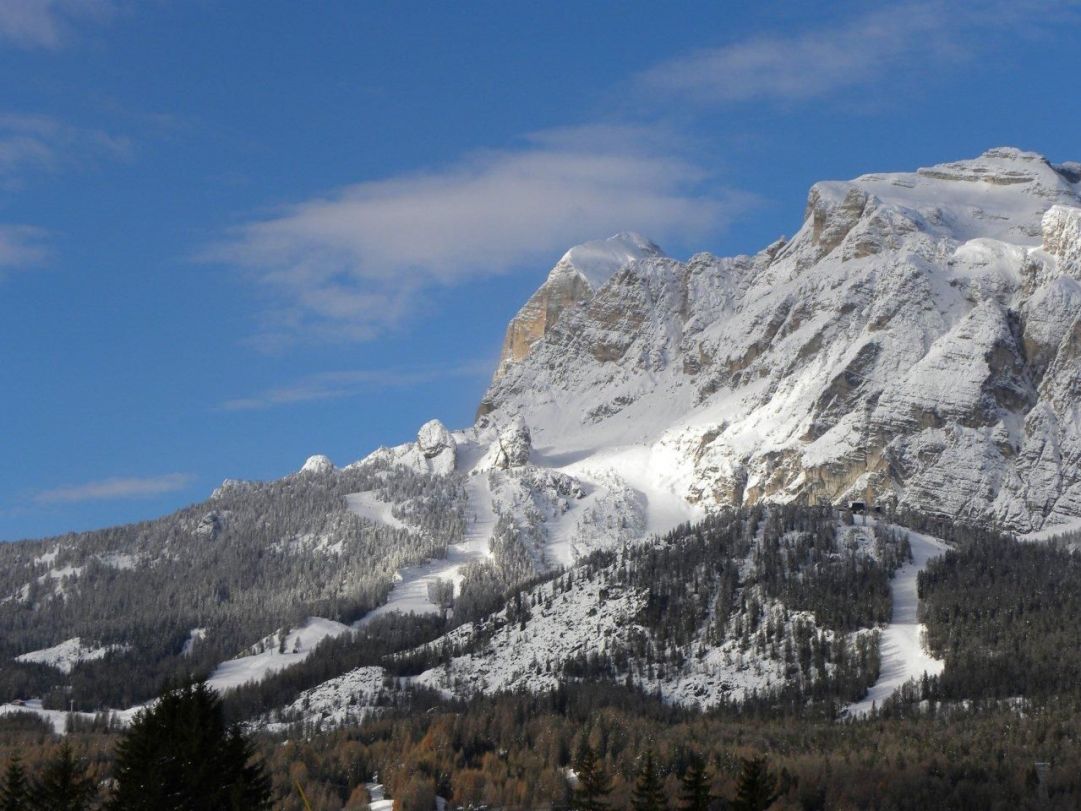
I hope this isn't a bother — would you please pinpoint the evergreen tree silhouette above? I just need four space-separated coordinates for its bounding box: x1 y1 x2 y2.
731 755 779 811
31 742 96 811
572 741 611 811
632 750 667 811
0 755 29 811
110 681 270 810
679 752 712 811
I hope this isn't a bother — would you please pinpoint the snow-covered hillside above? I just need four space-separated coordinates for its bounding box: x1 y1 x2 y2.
15 638 128 675
256 510 922 730
206 617 353 691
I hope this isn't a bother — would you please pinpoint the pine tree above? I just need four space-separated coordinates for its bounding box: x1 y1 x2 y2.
572 741 611 811
110 681 271 810
0 755 29 811
632 750 667 811
731 755 779 811
679 752 712 811
30 742 96 811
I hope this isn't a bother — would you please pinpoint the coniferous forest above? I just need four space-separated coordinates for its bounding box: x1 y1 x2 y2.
3 507 1081 808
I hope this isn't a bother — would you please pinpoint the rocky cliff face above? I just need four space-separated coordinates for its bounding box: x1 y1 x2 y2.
478 148 1081 533
485 232 663 388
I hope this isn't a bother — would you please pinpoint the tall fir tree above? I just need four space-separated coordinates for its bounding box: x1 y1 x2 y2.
110 681 271 810
0 755 29 811
731 755 779 811
30 742 96 811
632 750 667 811
572 741 611 811
679 752 712 811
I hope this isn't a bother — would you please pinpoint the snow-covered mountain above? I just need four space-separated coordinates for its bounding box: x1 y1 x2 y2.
289 146 1081 639
6 147 1081 728
474 147 1081 534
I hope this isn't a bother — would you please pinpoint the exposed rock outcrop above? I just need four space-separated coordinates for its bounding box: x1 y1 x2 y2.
492 419 531 469
416 419 456 474
487 233 663 391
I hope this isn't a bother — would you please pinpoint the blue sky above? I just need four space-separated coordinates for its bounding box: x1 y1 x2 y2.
2 0 1080 540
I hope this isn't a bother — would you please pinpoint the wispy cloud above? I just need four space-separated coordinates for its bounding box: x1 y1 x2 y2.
220 360 495 411
0 115 130 279
210 124 750 348
0 224 49 269
33 473 195 504
0 113 131 189
636 1 1069 106
0 0 115 50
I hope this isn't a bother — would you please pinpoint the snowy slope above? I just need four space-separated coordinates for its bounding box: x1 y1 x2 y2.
11 148 1081 725
206 617 352 691
15 638 127 675
259 513 912 728
186 149 1081 712
0 699 143 735
345 491 408 531
313 150 1081 596
844 525 950 716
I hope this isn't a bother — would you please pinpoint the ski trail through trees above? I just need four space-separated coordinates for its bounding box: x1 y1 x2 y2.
355 473 496 627
845 524 950 717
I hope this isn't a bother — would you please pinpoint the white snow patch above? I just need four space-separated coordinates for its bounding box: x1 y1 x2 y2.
844 526 950 717
345 491 408 531
258 666 387 733
206 617 352 692
1 583 31 605
181 627 207 657
15 638 127 675
300 454 335 474
1021 516 1081 543
366 783 393 811
0 699 143 736
560 232 664 290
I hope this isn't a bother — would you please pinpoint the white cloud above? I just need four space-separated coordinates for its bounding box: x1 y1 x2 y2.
0 115 129 279
220 360 495 411
0 113 131 188
0 224 49 268
636 1 1069 106
638 4 959 104
211 124 749 347
33 473 195 504
0 0 115 50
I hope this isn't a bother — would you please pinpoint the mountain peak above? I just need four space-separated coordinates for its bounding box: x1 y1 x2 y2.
479 148 1081 533
556 232 664 290
483 233 666 390
299 455 334 475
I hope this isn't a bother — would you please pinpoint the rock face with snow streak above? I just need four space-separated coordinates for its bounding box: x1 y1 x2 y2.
479 148 1081 533
492 419 532 469
485 232 664 389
